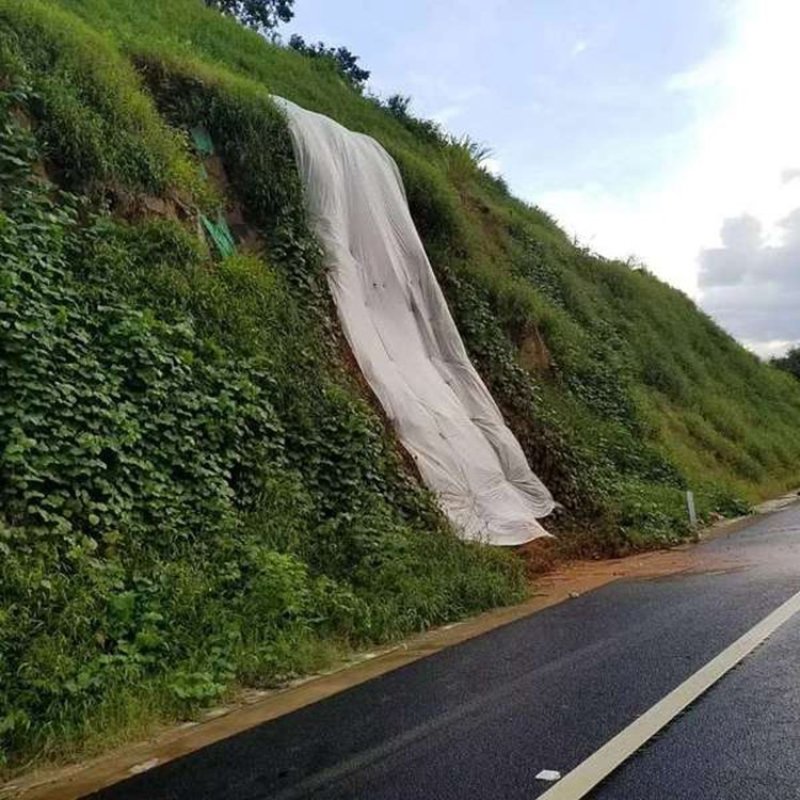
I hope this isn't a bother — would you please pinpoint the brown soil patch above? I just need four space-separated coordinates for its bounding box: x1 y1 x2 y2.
518 325 552 373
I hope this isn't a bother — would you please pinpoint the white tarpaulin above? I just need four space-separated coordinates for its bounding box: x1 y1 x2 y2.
276 97 555 545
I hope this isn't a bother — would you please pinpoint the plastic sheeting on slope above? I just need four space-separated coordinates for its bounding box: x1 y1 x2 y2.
276 97 555 545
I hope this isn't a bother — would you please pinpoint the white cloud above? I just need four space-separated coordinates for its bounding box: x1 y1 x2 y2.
746 339 799 359
482 157 503 177
530 0 800 314
699 209 800 355
570 39 588 57
430 104 464 126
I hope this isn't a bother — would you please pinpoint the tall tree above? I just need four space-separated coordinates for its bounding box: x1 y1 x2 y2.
288 35 370 91
205 0 294 31
771 346 800 381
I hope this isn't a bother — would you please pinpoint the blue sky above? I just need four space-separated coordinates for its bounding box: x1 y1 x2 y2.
288 0 800 357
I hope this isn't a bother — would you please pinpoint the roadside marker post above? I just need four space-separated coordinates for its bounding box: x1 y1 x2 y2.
686 490 697 528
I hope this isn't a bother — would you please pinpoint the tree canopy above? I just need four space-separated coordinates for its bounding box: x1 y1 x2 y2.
205 0 294 31
288 34 370 91
771 346 800 381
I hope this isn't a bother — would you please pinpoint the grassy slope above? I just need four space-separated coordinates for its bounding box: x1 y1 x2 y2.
0 0 524 770
39 0 800 526
1 0 800 772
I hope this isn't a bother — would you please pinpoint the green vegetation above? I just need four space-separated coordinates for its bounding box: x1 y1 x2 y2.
1 0 800 775
0 7 523 771
288 35 371 91
204 0 294 32
772 346 800 381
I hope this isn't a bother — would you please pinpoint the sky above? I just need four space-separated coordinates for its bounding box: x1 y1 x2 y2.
287 0 800 358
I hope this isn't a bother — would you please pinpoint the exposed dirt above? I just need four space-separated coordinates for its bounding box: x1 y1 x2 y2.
108 187 184 223
202 153 263 253
518 325 552 374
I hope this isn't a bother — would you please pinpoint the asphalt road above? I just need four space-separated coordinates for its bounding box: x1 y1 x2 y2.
90 502 800 800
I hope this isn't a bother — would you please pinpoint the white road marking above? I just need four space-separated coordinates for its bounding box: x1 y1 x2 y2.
537 587 800 799
536 769 562 782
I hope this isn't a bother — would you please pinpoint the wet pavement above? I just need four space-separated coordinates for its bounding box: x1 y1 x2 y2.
87 502 800 800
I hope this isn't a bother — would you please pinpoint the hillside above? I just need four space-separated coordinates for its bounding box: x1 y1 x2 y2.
2 0 800 772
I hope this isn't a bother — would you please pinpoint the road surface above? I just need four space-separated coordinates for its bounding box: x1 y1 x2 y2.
90 502 800 800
